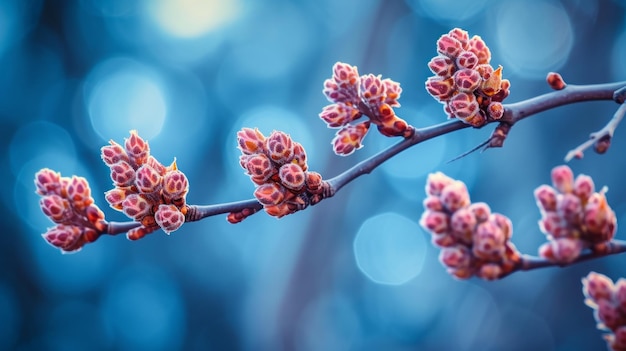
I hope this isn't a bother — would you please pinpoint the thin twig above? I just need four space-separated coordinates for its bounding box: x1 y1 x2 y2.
507 240 626 276
564 102 626 162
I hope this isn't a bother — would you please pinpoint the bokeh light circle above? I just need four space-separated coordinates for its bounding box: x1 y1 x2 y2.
496 0 573 78
353 212 426 285
85 57 167 141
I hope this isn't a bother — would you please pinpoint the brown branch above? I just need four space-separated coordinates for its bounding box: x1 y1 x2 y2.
501 240 626 278
105 80 626 235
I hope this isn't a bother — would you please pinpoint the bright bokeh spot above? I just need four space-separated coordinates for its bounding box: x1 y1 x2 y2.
496 0 573 78
145 0 241 38
85 57 167 141
354 212 426 285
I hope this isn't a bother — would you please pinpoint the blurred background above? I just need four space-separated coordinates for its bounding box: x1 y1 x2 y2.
3 0 626 350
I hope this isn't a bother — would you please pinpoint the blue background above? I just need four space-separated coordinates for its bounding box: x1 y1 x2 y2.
3 0 626 350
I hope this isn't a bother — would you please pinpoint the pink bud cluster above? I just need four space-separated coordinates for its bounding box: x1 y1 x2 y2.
425 28 510 127
582 272 626 351
535 165 617 263
35 168 106 253
419 172 521 280
235 128 327 222
319 62 412 156
101 130 189 240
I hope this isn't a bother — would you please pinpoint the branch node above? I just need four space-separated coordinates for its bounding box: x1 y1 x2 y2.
613 85 626 104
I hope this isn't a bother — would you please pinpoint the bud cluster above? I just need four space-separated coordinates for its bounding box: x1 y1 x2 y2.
235 128 327 221
320 62 413 156
35 168 106 253
582 272 626 351
101 130 189 240
535 165 616 264
425 28 510 127
419 172 520 280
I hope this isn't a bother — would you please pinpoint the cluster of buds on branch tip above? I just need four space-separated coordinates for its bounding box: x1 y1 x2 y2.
419 172 521 280
319 62 414 156
425 28 510 127
583 272 626 351
535 165 617 263
102 130 189 240
35 168 106 253
233 128 329 222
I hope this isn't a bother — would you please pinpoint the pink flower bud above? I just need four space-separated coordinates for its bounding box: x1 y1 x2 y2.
40 194 72 223
301 171 321 193
597 299 625 331
468 35 491 64
612 326 626 351
492 79 511 102
557 193 582 224
480 65 502 97
419 210 449 235
105 188 129 210
264 202 293 218
155 204 185 234
383 78 402 107
245 153 275 183
453 68 481 92
425 76 455 101
66 176 93 210
487 102 504 120
85 205 105 225
543 237 583 263
124 130 150 167
439 245 471 269
473 220 505 261
135 165 163 194
534 184 558 212
293 142 308 172
551 165 574 194
162 170 189 200
583 192 616 242
42 224 83 253
146 155 167 176
449 92 480 119
34 168 62 196
450 207 477 244
374 104 409 137
126 226 157 241
431 232 457 247
455 51 479 69
574 174 595 202
237 127 266 155
441 180 471 212
477 263 502 281
469 202 491 222
423 196 444 212
428 55 455 77
266 130 295 164
279 163 305 191
110 161 136 187
583 272 614 303
474 64 494 80
425 172 455 196
101 140 129 166
546 72 566 90
122 194 152 220
448 28 470 49
492 213 513 240
538 211 569 238
614 279 626 313
359 74 386 105
254 183 286 206
319 103 361 128
437 34 463 58
323 62 360 104
332 122 370 156
448 267 473 280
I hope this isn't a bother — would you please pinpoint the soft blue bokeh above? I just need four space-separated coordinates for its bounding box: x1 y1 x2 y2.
3 1 626 350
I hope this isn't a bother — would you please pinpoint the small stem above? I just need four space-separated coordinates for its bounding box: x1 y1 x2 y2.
564 102 626 161
106 221 141 235
505 240 626 276
186 199 263 221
